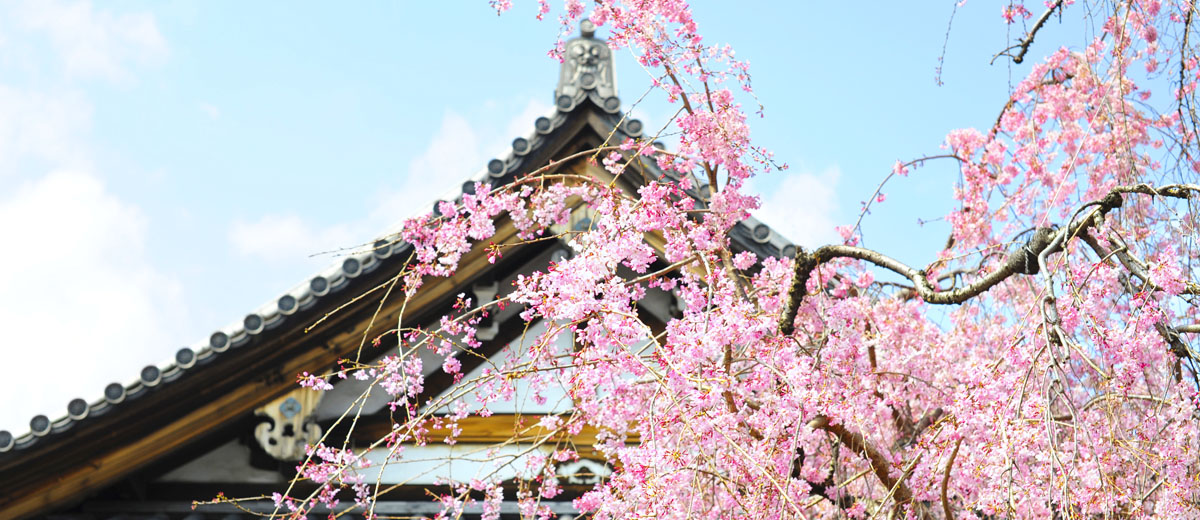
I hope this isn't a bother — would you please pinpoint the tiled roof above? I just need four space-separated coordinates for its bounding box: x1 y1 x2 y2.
0 25 797 455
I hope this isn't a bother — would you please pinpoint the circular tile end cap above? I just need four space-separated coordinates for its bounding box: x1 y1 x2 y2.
579 72 597 90
140 365 162 386
277 294 297 314
243 314 264 334
781 244 798 259
373 239 393 258
487 158 506 177
342 257 362 277
624 119 643 136
0 430 12 451
30 415 50 436
104 382 126 403
556 94 575 111
67 398 89 419
751 223 771 243
175 347 196 367
210 331 229 351
310 276 329 295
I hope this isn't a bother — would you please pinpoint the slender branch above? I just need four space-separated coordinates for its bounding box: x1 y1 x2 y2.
934 0 961 87
992 0 1065 65
1178 0 1199 168
908 407 944 444
661 62 719 190
807 416 926 517
850 154 961 243
780 227 1053 335
779 184 1199 336
1158 318 1199 360
1050 393 1172 421
988 74 1072 139
941 438 962 520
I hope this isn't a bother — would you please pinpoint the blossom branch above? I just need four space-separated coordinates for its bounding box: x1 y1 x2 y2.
779 228 1054 335
781 184 1199 335
992 0 1066 65
807 416 927 518
941 438 962 520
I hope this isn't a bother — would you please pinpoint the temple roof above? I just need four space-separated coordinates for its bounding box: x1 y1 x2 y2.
0 22 797 458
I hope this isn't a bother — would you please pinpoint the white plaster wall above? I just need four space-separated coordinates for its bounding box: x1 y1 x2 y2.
156 440 286 483
431 319 574 416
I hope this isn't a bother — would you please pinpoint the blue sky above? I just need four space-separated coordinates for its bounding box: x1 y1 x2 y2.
0 1 1082 433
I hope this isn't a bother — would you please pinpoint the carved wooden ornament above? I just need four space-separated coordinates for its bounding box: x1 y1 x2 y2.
254 388 323 461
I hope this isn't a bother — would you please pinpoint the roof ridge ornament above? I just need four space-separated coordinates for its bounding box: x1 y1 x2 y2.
555 19 619 112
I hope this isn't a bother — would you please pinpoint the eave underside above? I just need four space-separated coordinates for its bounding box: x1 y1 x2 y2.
3 98 796 520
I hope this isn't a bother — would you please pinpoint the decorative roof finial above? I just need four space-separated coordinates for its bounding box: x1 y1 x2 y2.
555 19 618 112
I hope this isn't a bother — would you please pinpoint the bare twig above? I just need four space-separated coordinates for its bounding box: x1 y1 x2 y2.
850 154 961 244
934 0 962 86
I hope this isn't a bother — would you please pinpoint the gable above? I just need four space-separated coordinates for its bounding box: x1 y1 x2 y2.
0 25 797 520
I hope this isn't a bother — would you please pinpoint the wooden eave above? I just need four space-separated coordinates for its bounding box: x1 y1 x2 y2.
0 97 797 520
0 101 630 520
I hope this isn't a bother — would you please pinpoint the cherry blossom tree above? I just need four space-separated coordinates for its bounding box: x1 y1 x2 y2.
244 1 1200 518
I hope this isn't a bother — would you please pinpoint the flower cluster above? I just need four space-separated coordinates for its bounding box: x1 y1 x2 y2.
266 1 1200 519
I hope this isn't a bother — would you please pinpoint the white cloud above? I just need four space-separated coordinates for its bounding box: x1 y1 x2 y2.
0 85 93 177
753 166 842 248
372 99 552 225
229 214 357 264
228 109 488 266
0 1 177 433
503 98 554 142
377 109 484 222
0 171 187 433
12 0 168 83
0 1 169 177
199 102 220 120
232 100 554 264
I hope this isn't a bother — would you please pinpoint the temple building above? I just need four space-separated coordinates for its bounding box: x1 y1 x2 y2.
0 22 794 520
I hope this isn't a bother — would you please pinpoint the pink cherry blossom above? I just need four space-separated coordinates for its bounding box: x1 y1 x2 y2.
246 2 1200 519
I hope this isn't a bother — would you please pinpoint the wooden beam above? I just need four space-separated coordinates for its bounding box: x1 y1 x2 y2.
348 413 638 461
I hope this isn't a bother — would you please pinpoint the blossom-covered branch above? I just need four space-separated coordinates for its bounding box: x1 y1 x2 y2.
242 2 1200 519
782 183 1200 336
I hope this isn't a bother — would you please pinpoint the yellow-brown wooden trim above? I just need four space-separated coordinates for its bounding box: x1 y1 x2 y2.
353 413 639 462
